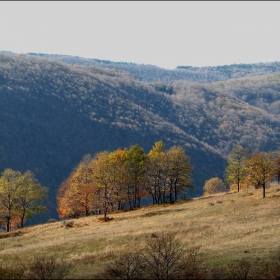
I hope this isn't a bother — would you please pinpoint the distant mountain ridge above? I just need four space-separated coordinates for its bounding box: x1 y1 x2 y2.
24 52 280 84
0 51 280 223
2 51 280 84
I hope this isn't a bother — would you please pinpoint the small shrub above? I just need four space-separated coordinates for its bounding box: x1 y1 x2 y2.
97 217 114 222
47 219 57 223
102 252 145 279
183 246 206 279
0 264 25 279
262 246 280 279
203 177 227 196
0 230 23 239
151 233 158 238
25 255 72 279
209 264 227 279
227 257 252 280
61 220 74 228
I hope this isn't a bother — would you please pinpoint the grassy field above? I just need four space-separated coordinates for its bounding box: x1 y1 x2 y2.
1 183 280 278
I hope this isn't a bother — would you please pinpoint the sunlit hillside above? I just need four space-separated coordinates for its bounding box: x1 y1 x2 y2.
0 183 280 279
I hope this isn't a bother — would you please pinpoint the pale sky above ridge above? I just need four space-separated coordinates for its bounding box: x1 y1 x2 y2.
1 1 280 70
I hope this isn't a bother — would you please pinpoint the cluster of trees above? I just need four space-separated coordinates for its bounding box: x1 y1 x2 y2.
226 146 280 198
204 145 280 198
57 141 193 221
0 169 48 232
57 141 280 222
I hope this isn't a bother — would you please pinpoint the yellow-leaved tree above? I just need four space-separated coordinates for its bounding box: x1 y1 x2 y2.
145 141 168 204
0 168 47 231
203 177 226 196
244 152 276 198
225 145 249 192
166 146 193 202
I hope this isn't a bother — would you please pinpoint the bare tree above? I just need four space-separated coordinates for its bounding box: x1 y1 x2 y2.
25 255 72 280
142 233 187 280
103 252 145 279
227 258 252 280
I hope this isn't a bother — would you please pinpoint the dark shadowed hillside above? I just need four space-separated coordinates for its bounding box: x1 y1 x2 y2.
0 53 280 223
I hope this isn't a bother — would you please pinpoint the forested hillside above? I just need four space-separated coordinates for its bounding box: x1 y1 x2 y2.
24 52 280 84
212 74 280 116
0 52 280 223
170 80 280 154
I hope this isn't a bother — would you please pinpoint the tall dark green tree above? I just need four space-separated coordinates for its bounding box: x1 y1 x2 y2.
126 144 147 209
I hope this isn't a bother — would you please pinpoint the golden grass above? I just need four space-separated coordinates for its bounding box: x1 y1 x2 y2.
1 184 280 278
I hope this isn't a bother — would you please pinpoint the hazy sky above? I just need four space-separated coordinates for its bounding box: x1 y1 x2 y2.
1 1 280 69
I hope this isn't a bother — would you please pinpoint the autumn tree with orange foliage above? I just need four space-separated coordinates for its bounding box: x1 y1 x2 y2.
57 155 97 218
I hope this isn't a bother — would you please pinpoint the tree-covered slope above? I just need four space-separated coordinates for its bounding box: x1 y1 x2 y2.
23 52 280 84
0 53 280 223
211 73 280 117
170 80 280 154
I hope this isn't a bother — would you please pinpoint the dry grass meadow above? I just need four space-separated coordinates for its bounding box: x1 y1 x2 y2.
1 183 280 278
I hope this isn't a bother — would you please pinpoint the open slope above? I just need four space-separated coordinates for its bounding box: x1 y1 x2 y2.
0 184 280 278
